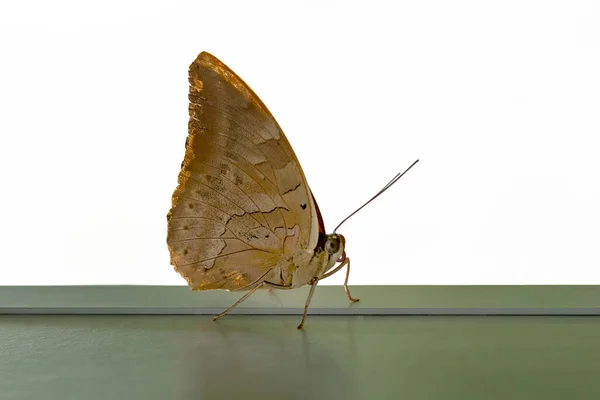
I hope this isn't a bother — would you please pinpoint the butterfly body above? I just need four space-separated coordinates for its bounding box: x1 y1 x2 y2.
167 51 358 328
267 233 346 289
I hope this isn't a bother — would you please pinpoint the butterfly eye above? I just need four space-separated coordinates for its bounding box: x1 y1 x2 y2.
325 237 340 254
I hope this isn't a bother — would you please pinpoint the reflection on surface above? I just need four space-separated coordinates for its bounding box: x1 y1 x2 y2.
178 317 357 399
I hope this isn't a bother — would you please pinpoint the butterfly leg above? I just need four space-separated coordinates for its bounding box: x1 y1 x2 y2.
342 258 360 302
297 278 319 330
213 283 263 322
321 258 360 302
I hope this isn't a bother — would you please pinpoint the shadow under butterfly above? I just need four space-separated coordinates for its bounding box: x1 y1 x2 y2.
166 51 418 329
179 318 356 399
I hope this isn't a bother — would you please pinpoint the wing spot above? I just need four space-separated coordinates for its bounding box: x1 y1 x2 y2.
183 225 189 230
301 204 307 210
183 249 188 255
189 203 194 209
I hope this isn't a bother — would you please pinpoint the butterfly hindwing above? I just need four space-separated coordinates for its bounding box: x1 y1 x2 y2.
167 52 320 290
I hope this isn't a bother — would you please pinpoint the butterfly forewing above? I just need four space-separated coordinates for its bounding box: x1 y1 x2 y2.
167 52 320 290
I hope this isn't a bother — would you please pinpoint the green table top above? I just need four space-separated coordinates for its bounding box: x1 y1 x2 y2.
2 315 599 400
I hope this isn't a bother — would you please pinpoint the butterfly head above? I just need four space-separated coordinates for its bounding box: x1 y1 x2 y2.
324 233 346 263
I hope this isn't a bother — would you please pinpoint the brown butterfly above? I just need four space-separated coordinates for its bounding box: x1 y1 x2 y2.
166 51 417 328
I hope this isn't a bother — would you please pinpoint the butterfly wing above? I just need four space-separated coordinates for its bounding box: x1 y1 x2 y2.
167 52 320 291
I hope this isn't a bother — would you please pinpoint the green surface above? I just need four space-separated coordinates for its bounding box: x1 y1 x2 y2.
1 315 600 400
2 285 600 314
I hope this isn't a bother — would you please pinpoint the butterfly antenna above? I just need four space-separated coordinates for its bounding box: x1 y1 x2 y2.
333 159 419 233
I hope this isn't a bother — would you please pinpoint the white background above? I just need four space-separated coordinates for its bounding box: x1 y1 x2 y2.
1 1 599 285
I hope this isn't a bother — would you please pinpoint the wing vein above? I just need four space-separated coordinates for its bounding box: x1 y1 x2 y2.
168 236 276 254
177 248 272 267
212 132 278 188
193 159 286 238
206 151 290 238
182 177 276 236
174 196 280 253
168 216 227 225
177 195 252 231
209 144 288 209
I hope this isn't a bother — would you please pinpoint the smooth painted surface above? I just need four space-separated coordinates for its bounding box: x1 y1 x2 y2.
2 286 600 314
1 315 600 400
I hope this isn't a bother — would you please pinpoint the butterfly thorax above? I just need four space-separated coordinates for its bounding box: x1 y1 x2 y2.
272 234 345 288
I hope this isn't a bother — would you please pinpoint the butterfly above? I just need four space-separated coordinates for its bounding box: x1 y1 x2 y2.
166 51 418 329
